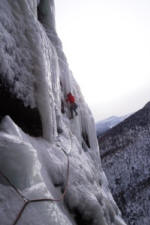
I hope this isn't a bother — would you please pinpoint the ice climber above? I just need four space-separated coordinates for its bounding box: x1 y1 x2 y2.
66 92 78 119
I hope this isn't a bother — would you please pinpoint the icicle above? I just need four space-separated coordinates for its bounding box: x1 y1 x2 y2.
37 0 55 31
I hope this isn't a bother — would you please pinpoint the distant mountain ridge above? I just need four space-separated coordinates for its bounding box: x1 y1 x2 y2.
98 102 150 225
96 115 129 137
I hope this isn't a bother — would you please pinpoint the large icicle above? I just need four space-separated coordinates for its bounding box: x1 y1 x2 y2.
15 0 61 142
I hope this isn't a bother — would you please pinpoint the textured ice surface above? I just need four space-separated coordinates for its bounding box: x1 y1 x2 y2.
0 0 126 224
0 116 126 225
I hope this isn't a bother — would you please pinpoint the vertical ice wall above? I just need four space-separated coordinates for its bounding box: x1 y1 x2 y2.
0 0 127 225
0 0 61 142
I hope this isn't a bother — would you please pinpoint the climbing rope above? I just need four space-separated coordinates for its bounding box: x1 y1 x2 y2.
0 133 72 225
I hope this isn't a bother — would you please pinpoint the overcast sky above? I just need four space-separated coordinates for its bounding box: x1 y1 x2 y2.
55 0 150 121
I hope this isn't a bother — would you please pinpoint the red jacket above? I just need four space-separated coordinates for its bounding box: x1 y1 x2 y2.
66 93 75 103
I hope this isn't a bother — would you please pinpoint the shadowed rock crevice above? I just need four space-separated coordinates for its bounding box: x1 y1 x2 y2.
67 207 94 225
0 76 42 136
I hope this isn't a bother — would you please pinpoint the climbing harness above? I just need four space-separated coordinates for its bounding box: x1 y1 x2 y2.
0 132 72 225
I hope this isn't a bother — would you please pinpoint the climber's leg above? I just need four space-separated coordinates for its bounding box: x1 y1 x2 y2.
73 103 78 116
70 105 74 119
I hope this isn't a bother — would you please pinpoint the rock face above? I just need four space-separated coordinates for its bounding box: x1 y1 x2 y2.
0 1 126 225
98 103 150 225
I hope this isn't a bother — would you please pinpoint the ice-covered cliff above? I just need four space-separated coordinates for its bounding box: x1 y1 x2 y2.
98 103 150 225
0 1 126 224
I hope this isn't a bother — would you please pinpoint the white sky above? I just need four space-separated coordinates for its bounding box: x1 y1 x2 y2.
55 0 150 121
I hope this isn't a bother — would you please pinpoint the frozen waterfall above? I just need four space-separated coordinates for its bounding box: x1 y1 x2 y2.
0 0 127 225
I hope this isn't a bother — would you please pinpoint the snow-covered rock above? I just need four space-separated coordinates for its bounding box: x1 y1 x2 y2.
0 1 126 225
98 103 150 225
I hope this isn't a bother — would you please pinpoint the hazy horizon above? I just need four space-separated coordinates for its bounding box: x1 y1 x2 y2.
55 0 150 121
